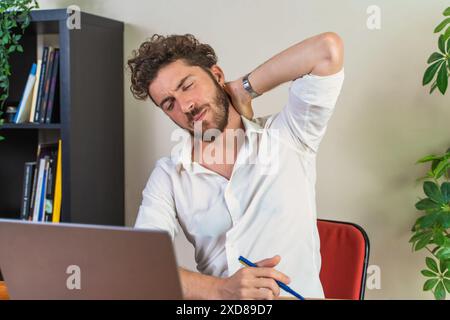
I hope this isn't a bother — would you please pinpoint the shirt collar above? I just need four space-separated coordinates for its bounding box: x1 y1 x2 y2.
172 115 264 173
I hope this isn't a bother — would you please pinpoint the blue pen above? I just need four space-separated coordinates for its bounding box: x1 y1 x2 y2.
238 256 305 300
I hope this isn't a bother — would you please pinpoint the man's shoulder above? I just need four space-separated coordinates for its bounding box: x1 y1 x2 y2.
144 156 176 192
154 156 176 172
145 157 178 182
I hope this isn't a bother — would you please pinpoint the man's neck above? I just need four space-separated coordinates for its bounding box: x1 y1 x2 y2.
192 106 246 165
223 105 245 134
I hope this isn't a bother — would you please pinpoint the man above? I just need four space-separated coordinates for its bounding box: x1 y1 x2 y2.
128 32 344 299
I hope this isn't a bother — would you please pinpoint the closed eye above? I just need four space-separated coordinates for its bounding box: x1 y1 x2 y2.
166 102 174 111
162 99 174 111
182 83 193 91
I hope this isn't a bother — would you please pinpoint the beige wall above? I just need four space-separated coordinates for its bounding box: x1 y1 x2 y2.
40 0 450 299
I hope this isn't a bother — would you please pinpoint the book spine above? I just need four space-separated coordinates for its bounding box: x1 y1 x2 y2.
52 140 62 223
40 49 55 123
34 47 49 123
14 63 37 123
20 162 35 220
38 157 50 222
44 155 56 222
45 49 60 124
26 162 37 220
28 166 38 221
33 158 46 222
29 60 42 123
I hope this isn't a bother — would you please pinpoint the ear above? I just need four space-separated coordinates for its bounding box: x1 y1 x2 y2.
209 65 226 86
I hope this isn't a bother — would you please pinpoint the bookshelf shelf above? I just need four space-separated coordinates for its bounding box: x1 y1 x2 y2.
0 123 61 130
0 9 124 228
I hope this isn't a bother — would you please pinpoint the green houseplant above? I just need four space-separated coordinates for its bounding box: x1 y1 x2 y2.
0 0 39 140
411 151 450 300
410 6 450 300
422 6 450 94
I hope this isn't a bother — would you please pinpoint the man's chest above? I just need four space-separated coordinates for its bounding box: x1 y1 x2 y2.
197 162 234 181
175 161 301 221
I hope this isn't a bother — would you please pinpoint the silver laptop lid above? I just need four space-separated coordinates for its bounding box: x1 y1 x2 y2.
0 219 183 300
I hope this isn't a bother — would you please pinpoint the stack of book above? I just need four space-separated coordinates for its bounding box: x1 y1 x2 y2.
13 46 60 124
20 140 62 223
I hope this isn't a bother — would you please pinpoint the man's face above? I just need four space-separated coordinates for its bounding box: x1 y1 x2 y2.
149 60 230 137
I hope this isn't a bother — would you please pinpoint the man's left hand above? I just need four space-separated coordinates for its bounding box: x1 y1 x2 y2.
224 78 254 120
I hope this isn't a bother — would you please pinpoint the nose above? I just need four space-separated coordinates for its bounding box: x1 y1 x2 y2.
179 95 194 114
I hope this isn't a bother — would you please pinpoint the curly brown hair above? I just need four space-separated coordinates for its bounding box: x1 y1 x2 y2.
127 34 218 103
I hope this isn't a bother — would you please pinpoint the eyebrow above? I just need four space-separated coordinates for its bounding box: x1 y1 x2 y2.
158 74 193 108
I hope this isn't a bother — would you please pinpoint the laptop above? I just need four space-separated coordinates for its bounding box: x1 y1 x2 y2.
0 219 183 300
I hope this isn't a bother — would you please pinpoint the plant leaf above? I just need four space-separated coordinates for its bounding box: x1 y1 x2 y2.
423 60 444 85
434 18 450 33
434 281 446 300
440 258 448 274
434 231 446 246
444 279 450 294
423 181 444 204
421 269 438 277
444 26 450 41
432 158 441 172
438 35 446 53
430 82 438 94
436 247 450 260
445 269 450 278
415 198 440 210
433 156 448 174
441 182 450 203
436 61 449 94
416 154 442 164
427 52 444 64
443 259 450 271
410 230 432 243
441 214 450 228
444 7 450 16
415 232 433 251
434 159 450 179
424 278 439 291
427 257 439 273
410 231 425 243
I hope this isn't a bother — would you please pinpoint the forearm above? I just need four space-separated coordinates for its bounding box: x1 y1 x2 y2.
248 32 344 95
178 267 223 299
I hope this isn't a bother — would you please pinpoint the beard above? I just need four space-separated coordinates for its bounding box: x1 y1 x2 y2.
188 75 230 141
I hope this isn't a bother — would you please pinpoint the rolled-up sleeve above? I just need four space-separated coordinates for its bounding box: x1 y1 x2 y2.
134 162 179 241
271 68 344 153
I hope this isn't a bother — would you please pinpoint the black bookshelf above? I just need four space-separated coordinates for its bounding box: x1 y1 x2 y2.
0 9 124 226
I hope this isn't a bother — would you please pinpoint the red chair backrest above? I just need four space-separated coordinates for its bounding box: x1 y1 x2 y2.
317 219 369 300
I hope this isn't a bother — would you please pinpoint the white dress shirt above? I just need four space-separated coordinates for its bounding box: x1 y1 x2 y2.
135 68 344 298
